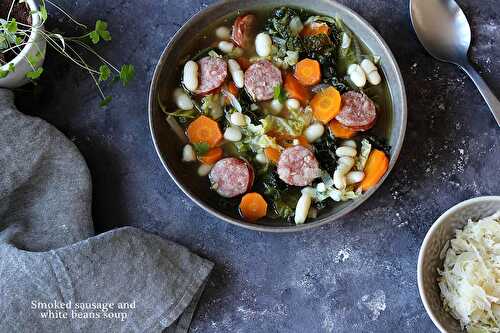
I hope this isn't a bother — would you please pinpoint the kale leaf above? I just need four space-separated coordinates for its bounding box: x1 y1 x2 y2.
313 133 338 175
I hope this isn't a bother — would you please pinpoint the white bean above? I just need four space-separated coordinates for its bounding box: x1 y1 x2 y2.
224 126 242 142
218 41 234 54
182 60 199 92
228 59 245 88
270 99 284 113
360 59 377 74
173 88 193 110
255 152 268 164
215 26 231 40
350 66 366 88
255 32 272 57
367 71 382 85
346 171 365 185
286 98 301 110
304 123 325 143
342 140 357 149
347 64 360 75
316 182 326 193
341 32 351 49
182 144 196 162
289 16 304 35
333 170 347 191
294 192 312 224
230 112 247 127
197 164 213 177
337 156 355 174
335 146 357 158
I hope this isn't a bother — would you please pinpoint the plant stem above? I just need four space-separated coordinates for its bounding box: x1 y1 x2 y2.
44 0 87 29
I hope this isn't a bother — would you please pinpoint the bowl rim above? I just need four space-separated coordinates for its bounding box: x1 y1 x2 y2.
148 0 408 232
417 195 500 333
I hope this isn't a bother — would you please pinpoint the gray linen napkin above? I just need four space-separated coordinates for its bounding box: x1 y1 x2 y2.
0 89 213 333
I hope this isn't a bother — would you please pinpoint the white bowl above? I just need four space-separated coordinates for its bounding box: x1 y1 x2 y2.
417 196 500 332
0 0 46 88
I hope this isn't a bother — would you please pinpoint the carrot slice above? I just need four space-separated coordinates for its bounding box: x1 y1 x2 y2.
310 87 341 124
284 73 310 105
199 147 223 165
186 115 223 147
359 149 389 192
300 22 331 37
239 192 268 222
264 147 281 164
328 119 357 139
295 59 321 86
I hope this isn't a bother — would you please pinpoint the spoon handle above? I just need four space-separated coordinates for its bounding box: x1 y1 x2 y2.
460 63 500 127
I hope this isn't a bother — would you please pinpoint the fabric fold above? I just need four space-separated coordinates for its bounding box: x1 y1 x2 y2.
0 89 212 332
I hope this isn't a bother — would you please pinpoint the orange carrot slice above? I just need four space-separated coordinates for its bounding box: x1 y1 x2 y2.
295 59 322 86
310 87 341 124
300 22 331 37
199 147 223 165
239 192 268 221
284 73 310 105
264 147 281 164
186 115 223 147
328 119 357 139
359 149 389 192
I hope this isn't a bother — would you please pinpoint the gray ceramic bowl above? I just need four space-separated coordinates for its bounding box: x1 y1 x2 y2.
148 0 407 232
417 196 500 332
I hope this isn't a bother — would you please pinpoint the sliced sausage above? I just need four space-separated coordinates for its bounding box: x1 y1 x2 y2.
232 14 257 49
244 60 283 102
209 158 254 198
277 146 321 186
335 91 377 131
195 56 228 95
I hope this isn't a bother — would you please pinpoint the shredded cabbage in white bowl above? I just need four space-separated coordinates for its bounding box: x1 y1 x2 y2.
438 212 500 333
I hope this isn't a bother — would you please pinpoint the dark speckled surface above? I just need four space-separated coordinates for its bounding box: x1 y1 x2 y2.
15 0 499 332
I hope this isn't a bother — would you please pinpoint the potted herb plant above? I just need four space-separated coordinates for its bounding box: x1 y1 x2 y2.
0 0 134 106
0 0 46 88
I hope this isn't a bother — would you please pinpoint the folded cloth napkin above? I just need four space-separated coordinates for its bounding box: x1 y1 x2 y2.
0 89 213 333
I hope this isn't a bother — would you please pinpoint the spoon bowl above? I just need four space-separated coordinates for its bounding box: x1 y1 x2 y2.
410 0 500 126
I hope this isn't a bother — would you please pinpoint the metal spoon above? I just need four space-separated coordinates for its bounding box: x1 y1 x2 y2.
410 0 500 127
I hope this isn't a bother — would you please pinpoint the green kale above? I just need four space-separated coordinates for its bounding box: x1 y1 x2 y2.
364 135 392 155
259 169 297 222
313 134 338 175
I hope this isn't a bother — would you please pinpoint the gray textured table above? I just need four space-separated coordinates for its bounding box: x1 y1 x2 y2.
16 0 499 332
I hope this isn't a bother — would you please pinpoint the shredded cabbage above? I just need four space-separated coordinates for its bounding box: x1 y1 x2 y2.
438 211 500 333
355 139 372 171
261 107 313 137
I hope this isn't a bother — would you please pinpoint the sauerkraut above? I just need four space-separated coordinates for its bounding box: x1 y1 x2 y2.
438 211 500 333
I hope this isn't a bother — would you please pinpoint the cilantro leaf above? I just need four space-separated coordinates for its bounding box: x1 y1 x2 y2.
6 19 18 33
119 64 135 86
90 20 111 44
26 67 44 80
99 64 111 81
100 96 112 108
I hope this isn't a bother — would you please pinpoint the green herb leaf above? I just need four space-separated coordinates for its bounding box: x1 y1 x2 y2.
0 69 9 78
273 85 287 103
8 63 15 73
89 30 99 44
99 64 111 81
119 64 135 86
6 19 18 33
90 20 111 44
193 142 210 156
40 6 48 21
26 67 44 80
100 96 112 107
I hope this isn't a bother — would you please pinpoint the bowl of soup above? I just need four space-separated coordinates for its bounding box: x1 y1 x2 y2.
148 0 407 232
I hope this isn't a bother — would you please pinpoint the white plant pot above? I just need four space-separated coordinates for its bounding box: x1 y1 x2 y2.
0 0 47 88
